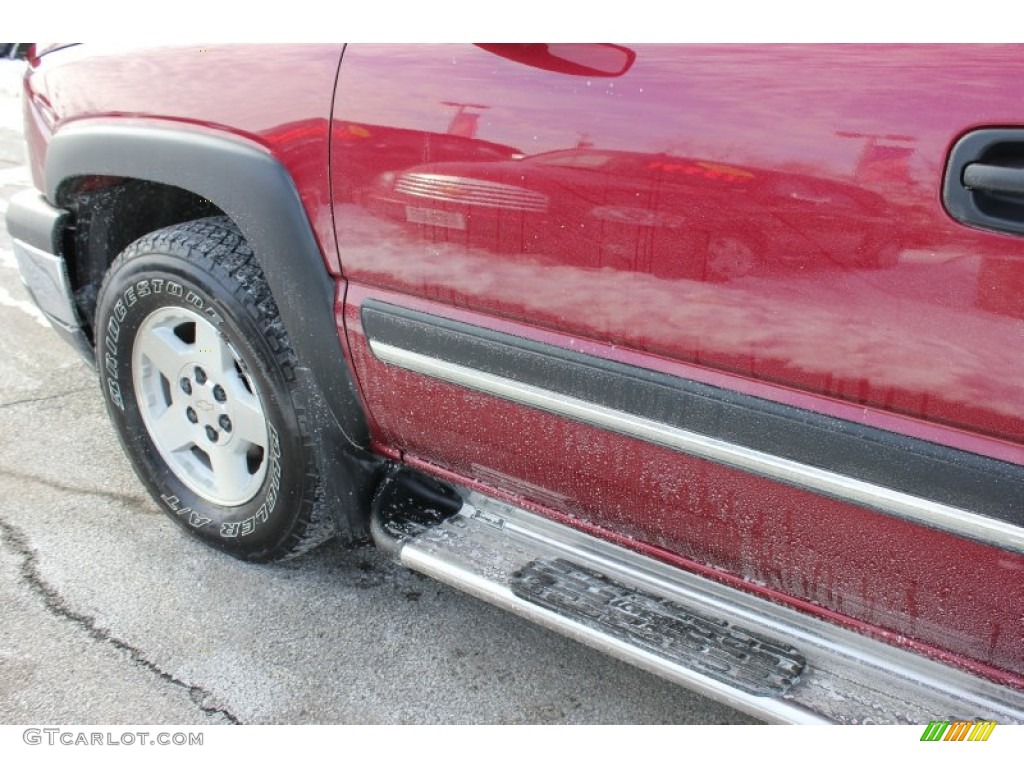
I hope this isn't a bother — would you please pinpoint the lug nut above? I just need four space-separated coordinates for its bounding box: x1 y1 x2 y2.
194 366 207 385
212 384 226 402
205 426 218 442
180 377 192 395
218 415 232 432
186 407 198 424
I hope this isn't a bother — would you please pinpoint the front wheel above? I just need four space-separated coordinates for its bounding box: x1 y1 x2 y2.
95 217 333 561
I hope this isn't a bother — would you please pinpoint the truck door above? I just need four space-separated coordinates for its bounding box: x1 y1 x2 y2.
332 44 1024 680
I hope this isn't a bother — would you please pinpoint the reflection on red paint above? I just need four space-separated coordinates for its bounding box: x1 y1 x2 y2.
333 45 1024 681
333 44 1024 445
649 159 755 182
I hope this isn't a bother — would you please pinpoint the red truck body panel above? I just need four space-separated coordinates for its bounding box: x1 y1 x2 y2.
22 43 1024 689
331 45 1024 683
23 43 345 275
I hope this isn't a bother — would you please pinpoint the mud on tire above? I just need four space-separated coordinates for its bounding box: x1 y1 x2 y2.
95 217 333 561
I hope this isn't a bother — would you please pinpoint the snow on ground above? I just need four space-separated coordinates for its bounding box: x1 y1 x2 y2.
0 59 26 131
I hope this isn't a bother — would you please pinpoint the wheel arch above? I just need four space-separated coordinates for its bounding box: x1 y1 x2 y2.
46 122 380 538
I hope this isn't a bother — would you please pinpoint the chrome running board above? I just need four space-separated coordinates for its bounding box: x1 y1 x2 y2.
372 485 1024 724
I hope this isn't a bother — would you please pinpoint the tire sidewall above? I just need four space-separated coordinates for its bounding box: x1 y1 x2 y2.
96 250 313 560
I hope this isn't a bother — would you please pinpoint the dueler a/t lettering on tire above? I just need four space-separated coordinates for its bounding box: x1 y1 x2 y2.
95 217 333 561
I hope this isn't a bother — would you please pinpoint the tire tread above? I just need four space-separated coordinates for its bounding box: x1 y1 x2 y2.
99 216 333 561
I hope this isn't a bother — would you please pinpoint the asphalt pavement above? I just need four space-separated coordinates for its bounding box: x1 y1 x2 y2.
0 58 755 725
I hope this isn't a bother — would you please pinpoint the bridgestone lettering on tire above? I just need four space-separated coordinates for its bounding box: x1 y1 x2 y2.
95 217 333 561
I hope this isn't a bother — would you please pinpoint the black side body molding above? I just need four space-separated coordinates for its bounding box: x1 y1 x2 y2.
362 300 1024 530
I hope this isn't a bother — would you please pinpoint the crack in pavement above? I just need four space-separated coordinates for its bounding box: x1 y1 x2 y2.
0 386 95 410
0 466 157 513
0 514 241 724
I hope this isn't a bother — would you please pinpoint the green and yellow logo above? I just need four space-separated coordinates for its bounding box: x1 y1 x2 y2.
920 720 997 741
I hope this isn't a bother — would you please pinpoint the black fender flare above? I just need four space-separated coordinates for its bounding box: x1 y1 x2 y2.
45 123 380 535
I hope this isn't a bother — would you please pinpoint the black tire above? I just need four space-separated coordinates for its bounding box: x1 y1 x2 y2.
94 216 333 561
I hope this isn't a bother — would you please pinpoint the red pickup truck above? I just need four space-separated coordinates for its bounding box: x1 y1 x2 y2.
7 43 1023 724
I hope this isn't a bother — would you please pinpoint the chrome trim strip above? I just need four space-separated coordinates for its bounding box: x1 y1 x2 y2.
370 340 1024 554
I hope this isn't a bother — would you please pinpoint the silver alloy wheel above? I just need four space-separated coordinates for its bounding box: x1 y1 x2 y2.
132 305 269 506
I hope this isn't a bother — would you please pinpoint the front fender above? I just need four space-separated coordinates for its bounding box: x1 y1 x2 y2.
45 121 370 452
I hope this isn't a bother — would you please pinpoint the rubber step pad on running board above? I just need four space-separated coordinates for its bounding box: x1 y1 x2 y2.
511 557 806 696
